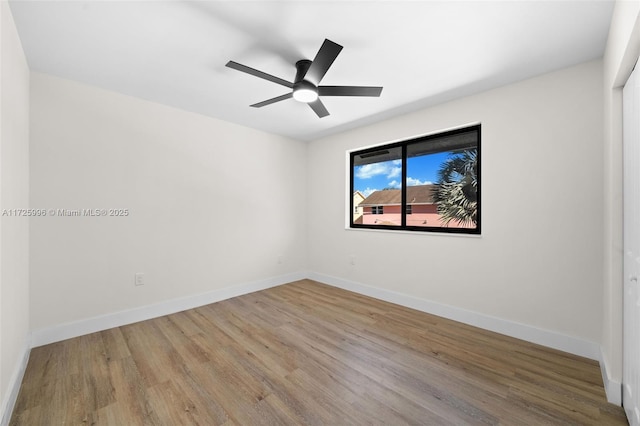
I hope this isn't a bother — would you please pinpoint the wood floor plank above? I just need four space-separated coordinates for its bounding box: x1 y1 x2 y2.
107 356 163 425
10 279 627 425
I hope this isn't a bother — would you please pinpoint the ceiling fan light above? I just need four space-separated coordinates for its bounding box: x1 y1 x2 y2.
293 80 318 103
293 87 318 103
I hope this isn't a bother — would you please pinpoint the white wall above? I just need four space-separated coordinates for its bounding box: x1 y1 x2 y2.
308 61 604 346
0 0 30 422
602 0 640 402
29 73 307 331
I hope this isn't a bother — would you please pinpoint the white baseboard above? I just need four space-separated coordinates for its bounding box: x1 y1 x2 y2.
308 272 601 361
29 271 602 360
31 271 307 348
27 270 618 408
599 348 623 405
1 337 31 426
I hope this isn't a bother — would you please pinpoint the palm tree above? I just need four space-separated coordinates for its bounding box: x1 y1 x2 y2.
433 149 478 226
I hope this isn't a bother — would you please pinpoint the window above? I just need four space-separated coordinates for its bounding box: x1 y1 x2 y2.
350 124 480 234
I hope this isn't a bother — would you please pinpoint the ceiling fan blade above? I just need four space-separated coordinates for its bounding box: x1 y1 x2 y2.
319 86 383 97
308 99 330 118
304 39 343 86
226 61 293 89
250 93 293 108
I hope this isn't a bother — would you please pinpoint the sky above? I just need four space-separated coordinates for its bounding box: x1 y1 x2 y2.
354 152 450 197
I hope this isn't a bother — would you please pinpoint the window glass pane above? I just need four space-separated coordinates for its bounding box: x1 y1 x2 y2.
406 129 478 229
350 124 480 234
352 146 402 227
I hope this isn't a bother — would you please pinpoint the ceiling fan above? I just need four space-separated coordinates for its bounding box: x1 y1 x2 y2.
226 39 383 118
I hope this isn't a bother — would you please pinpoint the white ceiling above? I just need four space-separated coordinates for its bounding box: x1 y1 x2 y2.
9 1 614 141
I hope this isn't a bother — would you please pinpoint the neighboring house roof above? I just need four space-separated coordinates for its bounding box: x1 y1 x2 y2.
353 191 365 201
360 184 437 206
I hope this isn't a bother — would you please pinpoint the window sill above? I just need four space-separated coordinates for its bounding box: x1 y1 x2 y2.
344 226 482 238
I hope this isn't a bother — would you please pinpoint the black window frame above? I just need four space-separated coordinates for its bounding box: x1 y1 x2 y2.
349 124 481 235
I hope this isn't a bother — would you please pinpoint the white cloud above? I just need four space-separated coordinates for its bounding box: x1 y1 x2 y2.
355 160 402 179
356 163 386 179
362 187 378 197
385 177 432 188
406 177 432 186
387 167 401 179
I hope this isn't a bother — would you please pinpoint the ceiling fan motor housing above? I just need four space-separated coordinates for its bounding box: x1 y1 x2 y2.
294 59 313 84
292 60 318 103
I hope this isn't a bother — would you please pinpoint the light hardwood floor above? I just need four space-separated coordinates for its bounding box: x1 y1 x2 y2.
11 280 627 425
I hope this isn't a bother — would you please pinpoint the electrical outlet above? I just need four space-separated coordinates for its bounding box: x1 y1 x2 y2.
135 272 145 286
